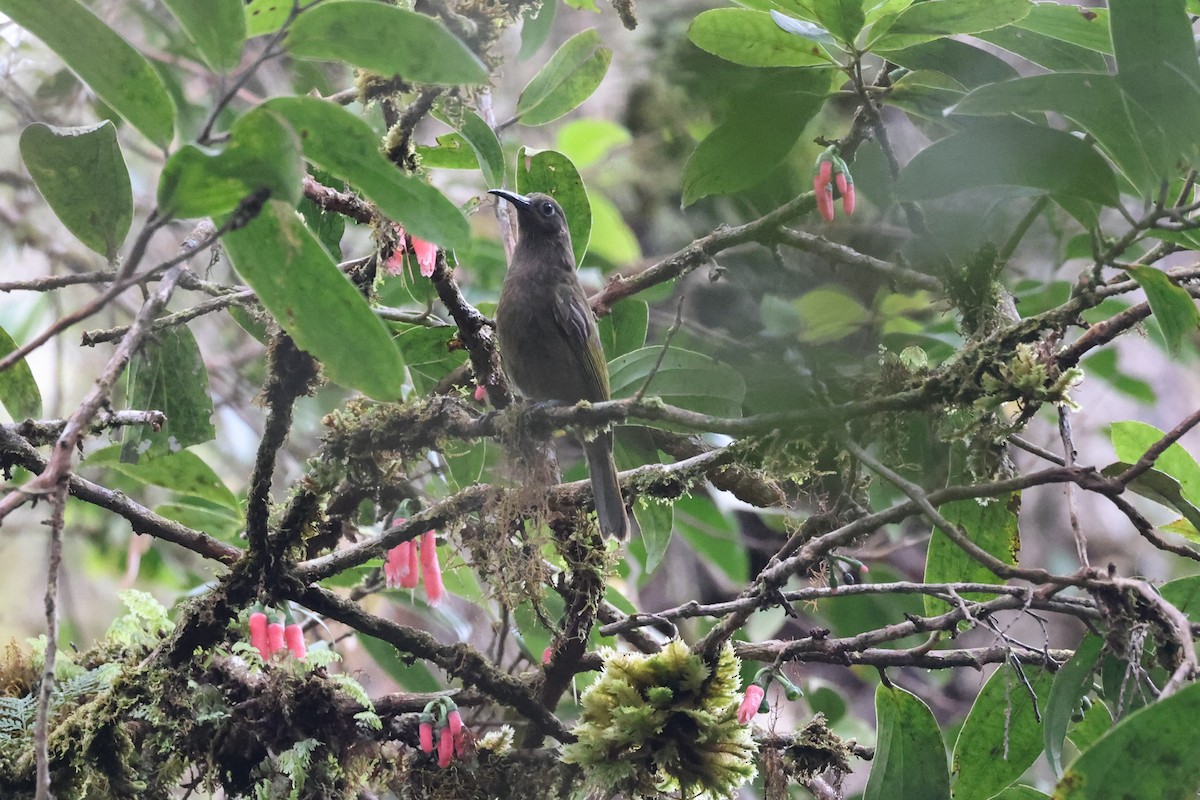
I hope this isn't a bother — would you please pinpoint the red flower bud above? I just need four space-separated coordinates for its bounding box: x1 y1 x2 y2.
541 646 553 665
284 623 307 659
267 621 286 655
248 611 270 660
474 384 488 404
842 182 856 216
447 709 463 739
437 724 454 768
421 530 444 606
419 720 434 753
737 684 766 725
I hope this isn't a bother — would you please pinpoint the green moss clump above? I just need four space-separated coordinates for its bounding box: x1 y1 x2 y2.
561 640 757 799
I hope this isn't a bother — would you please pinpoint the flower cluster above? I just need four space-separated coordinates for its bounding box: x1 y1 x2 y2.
813 146 856 222
382 226 439 277
417 699 471 768
383 520 445 606
247 604 307 660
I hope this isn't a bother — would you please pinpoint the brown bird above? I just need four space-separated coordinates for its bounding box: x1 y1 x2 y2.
489 189 629 539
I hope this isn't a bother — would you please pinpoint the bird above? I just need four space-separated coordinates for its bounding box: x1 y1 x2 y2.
489 189 629 539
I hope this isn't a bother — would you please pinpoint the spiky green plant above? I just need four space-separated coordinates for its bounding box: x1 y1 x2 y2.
561 640 757 798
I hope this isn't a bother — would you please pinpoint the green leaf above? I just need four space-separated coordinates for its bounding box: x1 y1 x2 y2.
155 502 242 543
923 494 1019 616
222 200 404 401
120 326 216 463
516 147 591 266
262 97 469 248
20 121 131 258
991 788 1051 800
870 0 1032 51
1101 461 1200 534
863 684 950 800
0 324 41 420
158 106 303 219
455 110 505 188
244 0 290 37
813 0 865 44
1015 3 1111 54
556 119 631 170
975 26 1108 72
86 444 240 514
1111 421 1200 507
1056 681 1200 799
162 0 246 72
688 9 833 67
892 119 1120 206
0 0 174 146
795 287 871 344
516 29 612 126
608 346 745 418
952 664 1054 800
1159 575 1200 622
883 38 1018 88
633 501 672 573
285 1 488 86
519 0 556 60
1045 634 1104 776
675 495 746 583
1066 699 1112 754
416 133 480 171
682 70 829 206
588 193 641 265
1126 267 1200 357
358 635 441 692
598 300 648 361
391 325 467 396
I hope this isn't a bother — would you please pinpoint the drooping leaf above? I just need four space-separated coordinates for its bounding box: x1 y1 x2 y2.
688 8 834 67
923 494 1020 616
893 119 1120 206
608 346 745 418
516 28 612 126
519 0 557 60
158 107 303 219
770 9 840 47
454 110 506 188
1101 462 1200 534
222 200 404 401
285 1 488 86
120 326 216 463
883 38 1018 89
597 299 648 361
516 148 591 266
0 0 175 146
952 664 1054 800
1045 634 1104 776
1126 266 1200 356
1056 681 1200 799
863 684 950 800
0 324 41 420
633 501 672 574
262 97 469 248
869 0 1032 51
682 70 830 206
162 0 246 72
86 444 240 513
20 121 132 258
1110 421 1200 507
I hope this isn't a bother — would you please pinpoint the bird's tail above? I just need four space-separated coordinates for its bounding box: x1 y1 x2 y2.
584 432 629 539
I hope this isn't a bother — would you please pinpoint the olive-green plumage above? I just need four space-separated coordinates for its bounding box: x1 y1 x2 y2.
490 189 629 539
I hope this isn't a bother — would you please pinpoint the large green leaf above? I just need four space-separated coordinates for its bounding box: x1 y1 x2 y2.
244 0 290 37
863 684 950 800
284 1 488 86
120 326 216 463
682 70 829 206
519 0 556 60
86 444 240 514
813 0 865 44
608 346 745 418
688 9 834 67
1159 575 1200 622
516 29 612 126
222 200 404 401
0 324 41 420
1127 267 1200 357
516 148 591 266
597 300 648 362
1014 3 1111 54
587 193 641 265
158 107 303 219
358 635 442 692
923 494 1019 616
883 38 1018 88
1056 681 1200 799
162 0 246 72
0 0 174 146
952 665 1054 800
454 110 506 188
975 25 1108 72
893 119 1120 206
1110 421 1200 507
870 0 1032 51
19 121 131 258
262 97 469 248
391 325 467 396
1045 634 1104 776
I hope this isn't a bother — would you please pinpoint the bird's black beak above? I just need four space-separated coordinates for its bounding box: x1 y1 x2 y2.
488 189 532 210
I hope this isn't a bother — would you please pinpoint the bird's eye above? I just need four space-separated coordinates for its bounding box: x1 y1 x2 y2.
540 201 555 216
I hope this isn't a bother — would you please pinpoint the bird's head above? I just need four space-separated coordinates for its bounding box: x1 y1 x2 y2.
488 189 571 241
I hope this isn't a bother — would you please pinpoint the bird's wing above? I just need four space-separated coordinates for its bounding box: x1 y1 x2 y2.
551 286 611 401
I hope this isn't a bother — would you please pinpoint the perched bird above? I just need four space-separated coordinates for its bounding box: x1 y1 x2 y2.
489 189 629 539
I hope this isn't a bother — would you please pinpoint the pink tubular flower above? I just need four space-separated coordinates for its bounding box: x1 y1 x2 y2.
284 622 307 659
248 611 270 660
541 646 553 665
267 620 286 655
383 225 407 276
447 709 463 739
835 171 856 216
437 724 454 768
737 684 766 725
473 384 488 404
411 236 438 278
421 530 444 606
419 720 434 753
384 540 417 589
814 159 835 222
